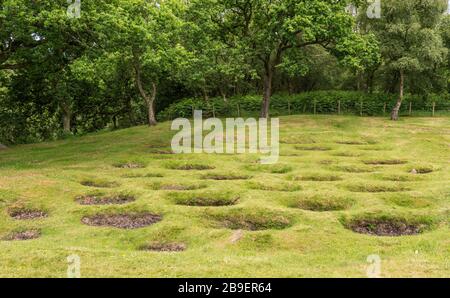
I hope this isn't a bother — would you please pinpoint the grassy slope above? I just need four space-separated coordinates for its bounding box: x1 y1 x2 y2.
0 115 448 277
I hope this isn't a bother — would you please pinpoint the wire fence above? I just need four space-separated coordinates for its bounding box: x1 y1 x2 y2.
159 92 450 120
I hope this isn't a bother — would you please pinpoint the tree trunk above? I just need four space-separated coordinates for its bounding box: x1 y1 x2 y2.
133 58 157 126
391 70 404 121
63 113 71 133
144 82 157 126
356 71 363 91
260 67 273 118
219 86 227 102
61 102 72 133
202 85 209 101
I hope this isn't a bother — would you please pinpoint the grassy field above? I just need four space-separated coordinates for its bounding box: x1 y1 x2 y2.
0 115 448 277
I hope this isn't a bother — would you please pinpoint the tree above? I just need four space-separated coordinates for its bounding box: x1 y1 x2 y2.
110 0 185 126
0 0 46 70
194 0 374 117
440 15 450 91
364 0 448 120
1 0 119 133
182 2 253 101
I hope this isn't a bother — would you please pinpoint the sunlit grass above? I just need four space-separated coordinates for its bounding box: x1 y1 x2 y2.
0 115 448 277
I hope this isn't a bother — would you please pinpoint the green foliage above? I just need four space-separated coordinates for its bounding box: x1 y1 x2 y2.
159 91 450 120
1 1 450 144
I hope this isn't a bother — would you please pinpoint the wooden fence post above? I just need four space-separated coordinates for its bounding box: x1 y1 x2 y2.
338 100 341 115
288 101 291 115
409 102 412 116
360 101 363 117
432 102 436 117
383 103 386 115
212 103 216 118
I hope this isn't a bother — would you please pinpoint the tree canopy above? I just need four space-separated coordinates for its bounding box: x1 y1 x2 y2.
1 0 449 143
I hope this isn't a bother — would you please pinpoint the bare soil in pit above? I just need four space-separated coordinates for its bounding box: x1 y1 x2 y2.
81 213 162 229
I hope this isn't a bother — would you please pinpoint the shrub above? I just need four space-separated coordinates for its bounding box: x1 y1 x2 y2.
158 91 450 120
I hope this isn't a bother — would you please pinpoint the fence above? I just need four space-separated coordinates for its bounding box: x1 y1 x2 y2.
159 92 450 120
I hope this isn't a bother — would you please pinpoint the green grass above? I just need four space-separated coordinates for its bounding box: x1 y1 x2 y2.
0 115 449 277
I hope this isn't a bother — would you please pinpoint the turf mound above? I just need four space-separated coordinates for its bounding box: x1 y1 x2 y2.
165 162 215 171
290 195 354 212
346 183 410 193
295 145 332 151
336 140 367 145
332 151 363 157
245 164 293 174
209 209 292 231
291 173 342 182
363 159 407 165
333 165 376 173
247 181 301 192
382 194 432 209
81 179 119 188
168 191 239 207
376 173 419 182
280 135 316 144
150 182 207 191
148 149 174 155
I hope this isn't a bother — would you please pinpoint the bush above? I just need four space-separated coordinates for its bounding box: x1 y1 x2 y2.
158 91 450 120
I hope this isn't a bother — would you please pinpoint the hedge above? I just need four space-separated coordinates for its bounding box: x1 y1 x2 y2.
158 91 450 120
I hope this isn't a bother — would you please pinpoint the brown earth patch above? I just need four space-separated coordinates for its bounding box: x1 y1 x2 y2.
140 242 186 252
202 173 252 180
336 141 367 145
76 194 135 205
363 159 407 165
161 185 192 190
149 149 174 155
2 230 41 241
8 208 48 220
345 219 426 236
166 163 215 171
81 213 162 229
113 162 146 169
410 167 434 174
295 145 332 151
